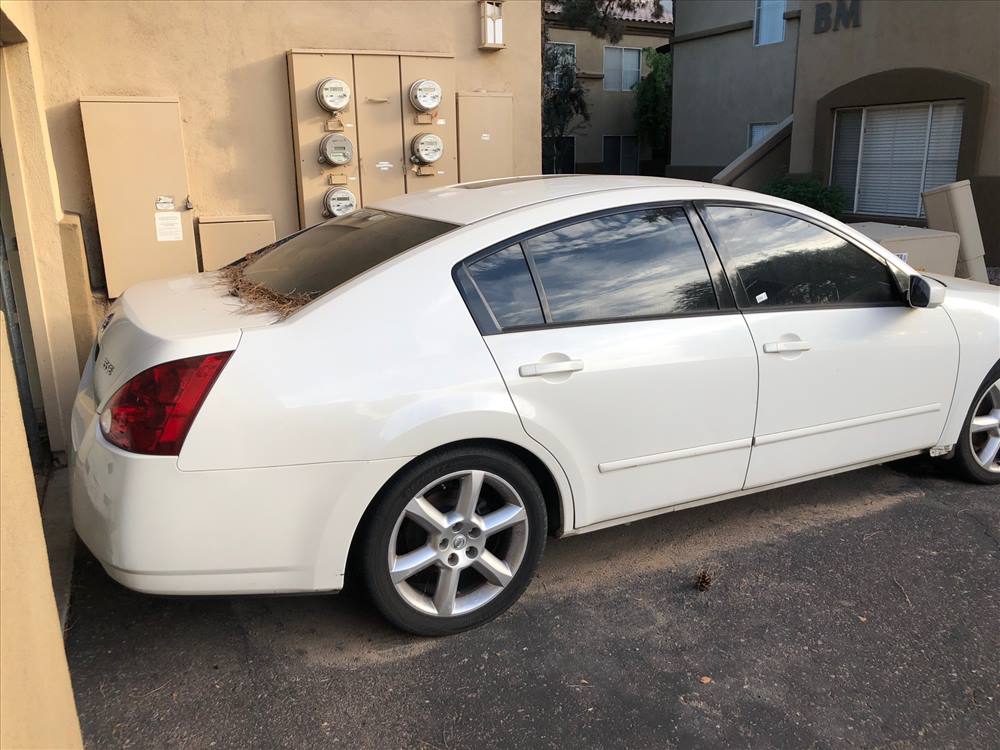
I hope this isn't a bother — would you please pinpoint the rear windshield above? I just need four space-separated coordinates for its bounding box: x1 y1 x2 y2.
238 209 457 297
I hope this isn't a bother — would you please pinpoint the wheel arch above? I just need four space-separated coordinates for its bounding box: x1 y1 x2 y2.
342 437 572 587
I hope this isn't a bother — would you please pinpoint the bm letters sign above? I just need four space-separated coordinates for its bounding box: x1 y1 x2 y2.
815 0 862 34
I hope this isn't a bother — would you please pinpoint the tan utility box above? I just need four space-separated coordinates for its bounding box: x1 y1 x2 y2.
80 97 199 297
921 180 990 282
197 215 276 271
457 92 514 183
850 222 960 276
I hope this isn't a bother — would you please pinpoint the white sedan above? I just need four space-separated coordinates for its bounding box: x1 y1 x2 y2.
71 176 1000 635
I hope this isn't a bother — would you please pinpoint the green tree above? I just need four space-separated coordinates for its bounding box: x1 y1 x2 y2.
542 42 590 173
634 48 671 165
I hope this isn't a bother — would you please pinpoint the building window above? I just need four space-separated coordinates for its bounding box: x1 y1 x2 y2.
542 136 576 174
748 122 778 147
603 47 641 91
754 0 786 46
831 101 964 218
603 135 639 175
545 42 576 89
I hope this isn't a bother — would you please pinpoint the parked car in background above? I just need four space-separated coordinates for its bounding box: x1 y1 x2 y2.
71 176 1000 635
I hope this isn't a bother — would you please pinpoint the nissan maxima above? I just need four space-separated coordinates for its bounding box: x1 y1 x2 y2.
71 176 1000 635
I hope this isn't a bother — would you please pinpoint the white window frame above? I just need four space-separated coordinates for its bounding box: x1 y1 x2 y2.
830 100 964 218
545 41 577 89
754 0 787 46
603 46 642 92
748 121 778 147
602 134 639 175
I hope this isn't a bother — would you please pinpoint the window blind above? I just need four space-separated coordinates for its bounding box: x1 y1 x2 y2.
833 101 964 218
830 109 862 200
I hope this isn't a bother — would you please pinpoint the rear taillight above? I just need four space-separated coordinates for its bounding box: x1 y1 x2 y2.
99 352 232 455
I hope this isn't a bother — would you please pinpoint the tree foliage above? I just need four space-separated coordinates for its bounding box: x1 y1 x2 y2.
557 0 665 44
542 42 590 171
634 48 671 160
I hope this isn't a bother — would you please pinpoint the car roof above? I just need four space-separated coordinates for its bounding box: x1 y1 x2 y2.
370 175 748 226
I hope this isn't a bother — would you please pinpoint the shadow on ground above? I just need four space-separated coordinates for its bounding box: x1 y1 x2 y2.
66 459 999 749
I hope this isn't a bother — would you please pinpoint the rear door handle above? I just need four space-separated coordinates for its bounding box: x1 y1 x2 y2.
762 341 811 354
519 359 584 377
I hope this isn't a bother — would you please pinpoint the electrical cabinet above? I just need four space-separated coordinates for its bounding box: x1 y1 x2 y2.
287 52 361 227
400 56 457 194
457 92 514 183
287 49 468 228
354 55 407 204
198 215 277 271
80 96 199 297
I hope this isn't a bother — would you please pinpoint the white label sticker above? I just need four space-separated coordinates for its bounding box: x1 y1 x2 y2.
436 118 446 125
755 291 768 304
154 211 183 242
155 195 175 211
376 161 393 171
895 252 909 263
480 132 491 141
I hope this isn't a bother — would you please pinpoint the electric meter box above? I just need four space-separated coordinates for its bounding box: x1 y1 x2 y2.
849 222 960 276
287 49 458 227
197 215 277 271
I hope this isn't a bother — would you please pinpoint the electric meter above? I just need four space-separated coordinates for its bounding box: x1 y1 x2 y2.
410 133 444 165
408 79 443 112
315 77 351 113
318 133 354 166
322 187 357 217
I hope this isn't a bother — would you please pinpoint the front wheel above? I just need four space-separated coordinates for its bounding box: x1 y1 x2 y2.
952 365 1000 484
361 447 547 635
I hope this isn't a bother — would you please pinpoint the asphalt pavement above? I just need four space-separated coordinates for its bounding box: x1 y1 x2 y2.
65 456 999 749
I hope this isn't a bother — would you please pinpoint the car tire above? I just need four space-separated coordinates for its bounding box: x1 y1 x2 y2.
951 362 1000 484
361 446 547 635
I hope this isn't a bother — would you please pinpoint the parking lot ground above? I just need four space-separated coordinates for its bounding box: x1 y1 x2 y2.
66 457 999 749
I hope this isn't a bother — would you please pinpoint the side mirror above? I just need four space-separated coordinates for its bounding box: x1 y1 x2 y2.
908 275 946 308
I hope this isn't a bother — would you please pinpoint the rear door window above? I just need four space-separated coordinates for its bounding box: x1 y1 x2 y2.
522 206 718 324
466 245 545 329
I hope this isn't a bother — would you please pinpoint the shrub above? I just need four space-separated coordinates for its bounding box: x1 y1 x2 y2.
762 177 848 219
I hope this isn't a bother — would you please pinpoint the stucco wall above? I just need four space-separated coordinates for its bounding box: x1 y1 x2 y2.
0 312 83 750
30 0 542 251
547 25 671 168
790 0 1000 176
671 0 799 167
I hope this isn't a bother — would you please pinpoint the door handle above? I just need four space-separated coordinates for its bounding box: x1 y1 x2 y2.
518 359 584 377
762 341 811 354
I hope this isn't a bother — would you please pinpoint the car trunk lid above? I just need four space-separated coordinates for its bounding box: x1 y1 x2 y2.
93 273 273 406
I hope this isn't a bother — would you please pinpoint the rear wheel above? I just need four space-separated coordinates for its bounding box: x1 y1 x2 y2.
361 447 547 635
952 365 1000 484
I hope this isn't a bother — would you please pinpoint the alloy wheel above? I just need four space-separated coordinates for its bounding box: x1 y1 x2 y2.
969 378 1000 473
387 470 530 617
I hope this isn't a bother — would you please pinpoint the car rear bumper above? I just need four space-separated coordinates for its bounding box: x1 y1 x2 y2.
70 370 409 595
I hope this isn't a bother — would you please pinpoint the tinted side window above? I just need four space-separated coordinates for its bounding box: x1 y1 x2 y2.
704 206 900 308
522 207 718 324
467 245 544 329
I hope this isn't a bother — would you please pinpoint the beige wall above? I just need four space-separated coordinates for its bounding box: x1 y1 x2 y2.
0 312 83 750
790 0 1000 176
1 0 84 452
547 25 670 168
32 0 542 248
